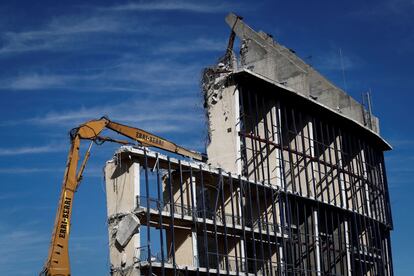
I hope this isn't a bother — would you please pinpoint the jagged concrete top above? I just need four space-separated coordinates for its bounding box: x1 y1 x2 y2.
232 68 392 151
225 13 386 143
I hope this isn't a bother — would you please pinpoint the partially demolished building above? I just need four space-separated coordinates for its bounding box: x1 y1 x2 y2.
105 13 393 275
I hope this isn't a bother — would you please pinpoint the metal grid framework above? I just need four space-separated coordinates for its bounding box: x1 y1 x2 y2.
236 82 393 275
118 83 393 276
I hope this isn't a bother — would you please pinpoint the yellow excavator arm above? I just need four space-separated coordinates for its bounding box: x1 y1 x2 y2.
40 117 204 276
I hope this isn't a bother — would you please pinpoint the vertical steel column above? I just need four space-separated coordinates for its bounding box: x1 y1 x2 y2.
179 161 185 219
297 111 312 199
294 199 305 274
273 99 289 275
317 119 331 205
239 176 249 273
302 202 311 275
167 157 176 275
219 171 230 274
243 89 258 274
379 154 393 228
290 107 304 196
144 150 153 275
188 166 200 271
334 210 345 275
282 104 297 194
325 122 338 206
313 205 322 276
199 165 210 274
281 104 296 274
212 172 220 274
267 97 283 274
311 117 325 204
329 209 338 275
238 86 249 273
333 127 346 209
155 153 165 276
252 92 269 274
228 173 240 274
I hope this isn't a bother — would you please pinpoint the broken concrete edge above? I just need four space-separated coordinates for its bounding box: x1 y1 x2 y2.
221 12 387 146
116 214 140 248
106 145 262 185
233 68 392 151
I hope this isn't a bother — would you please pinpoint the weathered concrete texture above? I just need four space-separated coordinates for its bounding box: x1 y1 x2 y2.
204 80 241 174
225 13 380 133
105 159 140 275
116 214 140 248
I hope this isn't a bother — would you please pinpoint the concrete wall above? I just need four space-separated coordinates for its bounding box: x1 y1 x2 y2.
105 159 140 275
205 82 241 175
166 228 194 266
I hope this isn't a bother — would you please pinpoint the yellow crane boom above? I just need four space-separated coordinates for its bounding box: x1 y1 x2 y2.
40 116 205 276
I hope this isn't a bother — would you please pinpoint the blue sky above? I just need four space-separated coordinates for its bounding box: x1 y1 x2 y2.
0 0 412 275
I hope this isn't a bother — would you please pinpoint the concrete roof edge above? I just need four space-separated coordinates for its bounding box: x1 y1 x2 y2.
232 68 392 151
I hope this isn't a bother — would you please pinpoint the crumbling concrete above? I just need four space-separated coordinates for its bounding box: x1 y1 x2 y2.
202 13 388 174
223 13 380 133
105 158 140 275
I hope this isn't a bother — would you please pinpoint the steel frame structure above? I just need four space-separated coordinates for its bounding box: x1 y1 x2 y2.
108 77 393 276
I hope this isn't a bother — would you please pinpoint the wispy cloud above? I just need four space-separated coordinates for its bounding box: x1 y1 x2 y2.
157 37 225 54
0 221 107 275
389 139 414 147
349 0 414 19
0 1 232 57
6 74 74 90
0 225 49 275
107 0 233 13
0 3 227 92
313 49 359 71
0 167 61 174
0 143 64 156
1 95 205 135
0 58 204 91
0 14 133 55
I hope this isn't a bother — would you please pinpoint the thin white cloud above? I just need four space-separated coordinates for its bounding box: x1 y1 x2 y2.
157 37 225 54
0 167 60 174
389 139 414 147
1 58 204 91
6 74 71 90
108 1 233 13
0 14 145 55
351 0 414 17
0 228 48 269
2 95 205 136
0 1 233 56
0 192 24 200
0 221 106 275
0 143 64 156
313 50 358 72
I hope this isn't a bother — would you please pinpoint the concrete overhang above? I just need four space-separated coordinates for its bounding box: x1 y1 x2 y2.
231 69 392 151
